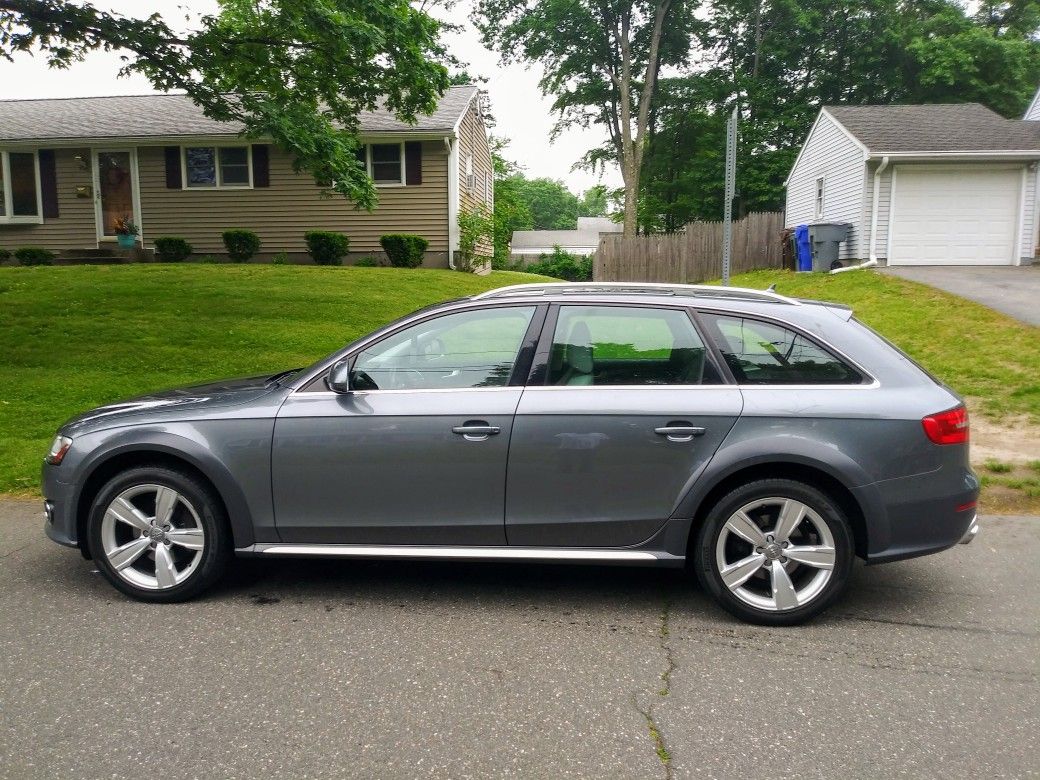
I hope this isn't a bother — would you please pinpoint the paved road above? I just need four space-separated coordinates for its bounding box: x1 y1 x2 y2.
880 266 1040 326
1 500 1037 779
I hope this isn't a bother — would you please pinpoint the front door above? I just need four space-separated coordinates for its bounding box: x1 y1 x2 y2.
506 304 743 547
272 305 542 545
94 150 139 240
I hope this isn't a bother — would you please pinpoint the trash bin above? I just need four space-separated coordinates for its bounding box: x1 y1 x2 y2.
809 222 851 271
794 225 812 272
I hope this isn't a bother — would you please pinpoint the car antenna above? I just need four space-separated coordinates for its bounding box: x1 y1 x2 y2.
766 283 777 293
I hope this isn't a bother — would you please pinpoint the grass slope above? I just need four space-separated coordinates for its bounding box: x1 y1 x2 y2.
0 265 546 494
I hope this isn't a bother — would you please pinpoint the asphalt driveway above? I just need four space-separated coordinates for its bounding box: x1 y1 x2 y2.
1 499 1037 779
881 266 1040 326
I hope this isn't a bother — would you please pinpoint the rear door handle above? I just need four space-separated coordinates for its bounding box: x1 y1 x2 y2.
452 422 501 441
654 425 706 442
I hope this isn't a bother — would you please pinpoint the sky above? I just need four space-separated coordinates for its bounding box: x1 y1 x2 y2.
0 0 622 194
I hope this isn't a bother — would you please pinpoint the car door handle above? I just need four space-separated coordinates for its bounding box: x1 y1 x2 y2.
452 423 501 441
654 425 706 442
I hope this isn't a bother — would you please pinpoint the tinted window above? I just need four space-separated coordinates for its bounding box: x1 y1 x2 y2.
9 152 38 216
352 306 535 390
702 313 861 385
370 143 402 184
548 306 721 386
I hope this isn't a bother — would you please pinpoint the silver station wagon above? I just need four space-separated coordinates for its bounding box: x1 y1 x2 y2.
42 282 979 625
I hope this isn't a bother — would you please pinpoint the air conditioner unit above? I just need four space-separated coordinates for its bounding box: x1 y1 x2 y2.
466 173 476 191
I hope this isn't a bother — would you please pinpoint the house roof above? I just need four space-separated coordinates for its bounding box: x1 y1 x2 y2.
511 220 622 254
825 103 1040 153
0 85 480 142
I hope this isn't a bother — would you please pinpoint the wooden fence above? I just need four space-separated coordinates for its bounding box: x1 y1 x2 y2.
594 211 785 283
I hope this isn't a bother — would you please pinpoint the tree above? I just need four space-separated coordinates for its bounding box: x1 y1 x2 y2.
473 0 699 236
577 185 609 218
0 0 451 209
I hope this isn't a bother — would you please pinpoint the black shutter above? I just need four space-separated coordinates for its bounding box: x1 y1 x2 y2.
38 149 59 218
405 141 422 185
164 146 182 189
252 144 270 187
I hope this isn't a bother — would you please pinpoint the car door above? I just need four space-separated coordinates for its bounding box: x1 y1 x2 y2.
272 304 543 545
505 303 743 548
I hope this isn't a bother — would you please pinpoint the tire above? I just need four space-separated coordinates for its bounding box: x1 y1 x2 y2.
87 465 231 602
693 478 853 626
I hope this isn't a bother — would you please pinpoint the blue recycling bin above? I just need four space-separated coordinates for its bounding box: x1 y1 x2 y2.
795 225 812 272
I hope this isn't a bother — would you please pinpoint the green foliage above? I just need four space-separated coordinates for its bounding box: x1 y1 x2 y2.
354 257 381 267
578 185 609 218
221 230 261 263
525 246 592 281
271 252 290 265
457 206 493 273
304 231 350 266
0 248 10 263
984 459 1014 473
379 234 428 268
1 1 451 210
153 237 193 263
14 247 55 266
200 255 220 264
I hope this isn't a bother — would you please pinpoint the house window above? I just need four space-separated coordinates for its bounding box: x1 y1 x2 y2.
0 150 42 223
465 154 474 192
814 177 825 219
369 143 404 185
183 146 253 188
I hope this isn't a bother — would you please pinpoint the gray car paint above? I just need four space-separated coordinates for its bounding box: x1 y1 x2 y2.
42 290 978 567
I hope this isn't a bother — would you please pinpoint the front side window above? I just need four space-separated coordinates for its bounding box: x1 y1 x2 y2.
184 146 251 188
0 150 40 221
352 306 536 391
369 143 403 184
702 313 861 385
548 306 721 386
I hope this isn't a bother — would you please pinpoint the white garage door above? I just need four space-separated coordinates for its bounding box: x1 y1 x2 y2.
889 166 1021 265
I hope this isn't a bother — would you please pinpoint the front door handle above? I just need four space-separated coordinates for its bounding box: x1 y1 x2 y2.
654 424 706 442
452 422 501 441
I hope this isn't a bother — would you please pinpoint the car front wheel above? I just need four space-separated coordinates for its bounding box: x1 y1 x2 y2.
87 466 231 602
694 478 854 626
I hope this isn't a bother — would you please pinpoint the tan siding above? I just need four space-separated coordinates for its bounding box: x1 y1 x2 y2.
456 99 494 256
0 147 96 251
137 142 449 256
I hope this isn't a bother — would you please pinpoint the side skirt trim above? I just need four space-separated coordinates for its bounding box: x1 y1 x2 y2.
239 543 665 562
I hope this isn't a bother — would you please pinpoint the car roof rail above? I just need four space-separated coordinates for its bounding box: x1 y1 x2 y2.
472 281 800 305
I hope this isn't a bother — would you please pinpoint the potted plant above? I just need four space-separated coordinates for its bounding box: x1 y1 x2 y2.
113 215 139 249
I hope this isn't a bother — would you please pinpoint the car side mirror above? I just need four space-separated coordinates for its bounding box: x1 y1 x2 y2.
327 359 352 394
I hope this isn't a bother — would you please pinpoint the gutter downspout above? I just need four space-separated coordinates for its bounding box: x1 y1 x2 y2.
868 155 889 263
445 136 459 270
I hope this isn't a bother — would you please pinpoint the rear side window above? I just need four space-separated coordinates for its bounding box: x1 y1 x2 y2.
547 305 722 386
701 313 862 385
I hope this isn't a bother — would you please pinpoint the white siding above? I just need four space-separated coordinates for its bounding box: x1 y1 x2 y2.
1024 86 1040 120
784 112 867 259
865 163 893 261
1021 165 1037 262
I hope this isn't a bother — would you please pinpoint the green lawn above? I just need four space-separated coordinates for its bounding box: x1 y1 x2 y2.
0 264 1037 496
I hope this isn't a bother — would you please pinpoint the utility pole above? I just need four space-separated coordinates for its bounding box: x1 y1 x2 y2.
722 106 738 286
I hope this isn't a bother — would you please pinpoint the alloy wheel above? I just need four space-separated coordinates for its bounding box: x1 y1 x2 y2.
100 484 206 590
714 497 836 612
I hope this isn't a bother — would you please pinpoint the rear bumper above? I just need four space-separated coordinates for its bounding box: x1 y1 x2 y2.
959 513 980 544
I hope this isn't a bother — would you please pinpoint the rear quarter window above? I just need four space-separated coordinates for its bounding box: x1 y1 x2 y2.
701 313 863 385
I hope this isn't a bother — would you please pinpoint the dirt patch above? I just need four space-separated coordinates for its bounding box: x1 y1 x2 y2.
967 408 1040 465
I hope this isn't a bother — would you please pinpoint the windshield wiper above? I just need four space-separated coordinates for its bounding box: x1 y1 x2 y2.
266 368 303 387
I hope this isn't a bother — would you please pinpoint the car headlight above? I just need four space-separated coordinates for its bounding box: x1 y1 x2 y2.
46 435 73 465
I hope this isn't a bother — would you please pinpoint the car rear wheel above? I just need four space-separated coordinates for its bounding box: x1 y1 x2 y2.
87 466 231 602
694 478 853 625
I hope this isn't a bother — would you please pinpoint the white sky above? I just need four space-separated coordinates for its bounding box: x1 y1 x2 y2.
0 0 622 194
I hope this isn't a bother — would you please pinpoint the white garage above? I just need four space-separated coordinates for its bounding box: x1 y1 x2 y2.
785 102 1040 267
888 166 1022 266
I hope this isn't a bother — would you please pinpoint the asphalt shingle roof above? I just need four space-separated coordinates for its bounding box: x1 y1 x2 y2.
0 85 479 142
826 103 1040 152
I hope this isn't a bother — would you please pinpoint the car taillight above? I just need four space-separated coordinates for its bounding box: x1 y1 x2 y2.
922 406 969 445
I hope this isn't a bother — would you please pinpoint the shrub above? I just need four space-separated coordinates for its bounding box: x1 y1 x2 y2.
526 245 592 281
221 229 261 263
379 233 428 268
354 256 381 267
14 246 55 266
153 236 193 263
200 255 220 264
271 252 290 265
456 206 493 273
304 231 350 266
0 248 10 264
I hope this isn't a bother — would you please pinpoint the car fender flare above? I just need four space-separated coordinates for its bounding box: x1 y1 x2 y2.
73 430 256 549
670 436 888 554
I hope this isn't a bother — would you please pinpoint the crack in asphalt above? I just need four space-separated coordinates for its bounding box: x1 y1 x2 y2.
635 597 675 780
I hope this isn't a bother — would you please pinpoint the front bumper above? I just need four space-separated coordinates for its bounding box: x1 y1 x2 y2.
42 462 79 549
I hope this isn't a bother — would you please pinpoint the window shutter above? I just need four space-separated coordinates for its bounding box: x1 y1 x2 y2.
38 149 59 218
164 147 182 189
405 141 422 185
251 145 270 187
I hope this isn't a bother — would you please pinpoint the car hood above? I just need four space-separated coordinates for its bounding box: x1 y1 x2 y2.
61 373 285 434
